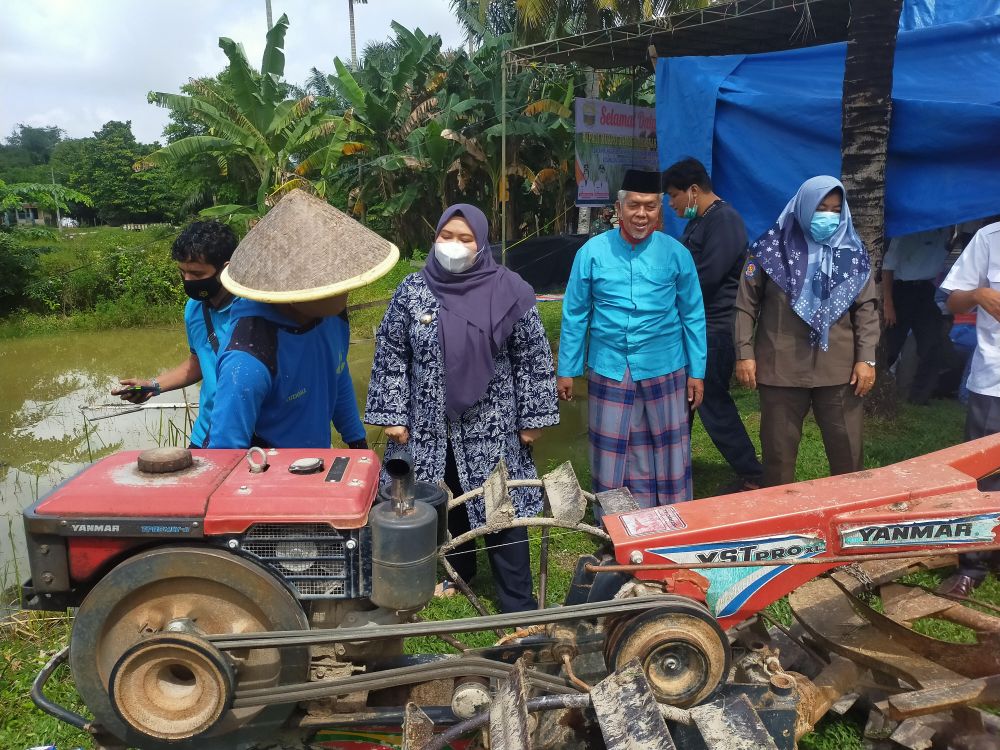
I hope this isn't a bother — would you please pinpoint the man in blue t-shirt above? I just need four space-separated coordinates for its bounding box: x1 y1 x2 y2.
113 221 237 448
202 188 398 450
206 300 368 449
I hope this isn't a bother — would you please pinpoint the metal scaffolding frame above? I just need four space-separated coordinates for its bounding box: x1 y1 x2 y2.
508 0 852 69
498 0 854 259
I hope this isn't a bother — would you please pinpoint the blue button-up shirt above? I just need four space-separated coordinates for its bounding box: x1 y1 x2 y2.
558 229 707 381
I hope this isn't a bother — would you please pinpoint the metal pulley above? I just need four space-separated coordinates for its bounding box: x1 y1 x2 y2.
604 601 731 708
69 547 309 746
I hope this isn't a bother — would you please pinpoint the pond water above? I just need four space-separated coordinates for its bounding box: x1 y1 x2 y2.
0 326 589 607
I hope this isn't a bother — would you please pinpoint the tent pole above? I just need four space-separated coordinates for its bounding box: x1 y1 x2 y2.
501 50 508 266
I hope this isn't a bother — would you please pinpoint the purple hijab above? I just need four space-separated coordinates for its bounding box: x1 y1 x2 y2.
422 204 536 420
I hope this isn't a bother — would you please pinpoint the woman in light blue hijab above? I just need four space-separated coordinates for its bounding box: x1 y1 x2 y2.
754 176 870 349
733 176 879 487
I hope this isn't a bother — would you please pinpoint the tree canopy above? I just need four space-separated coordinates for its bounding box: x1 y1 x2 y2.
2 2 677 238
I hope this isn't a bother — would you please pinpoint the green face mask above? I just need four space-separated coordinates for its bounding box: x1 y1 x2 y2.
683 189 697 219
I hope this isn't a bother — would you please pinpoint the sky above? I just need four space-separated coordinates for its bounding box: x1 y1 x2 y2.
0 1 467 145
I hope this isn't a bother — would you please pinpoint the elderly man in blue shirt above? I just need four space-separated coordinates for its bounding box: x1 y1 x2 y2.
557 169 707 508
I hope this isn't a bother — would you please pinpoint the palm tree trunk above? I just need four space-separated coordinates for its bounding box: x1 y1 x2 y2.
349 0 358 68
840 0 904 419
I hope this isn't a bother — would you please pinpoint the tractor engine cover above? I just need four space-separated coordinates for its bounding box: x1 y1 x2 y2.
21 447 382 610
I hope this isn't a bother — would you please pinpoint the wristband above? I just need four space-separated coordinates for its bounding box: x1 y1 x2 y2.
150 378 162 396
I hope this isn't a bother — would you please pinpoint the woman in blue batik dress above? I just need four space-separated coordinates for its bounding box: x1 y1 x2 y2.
365 204 559 613
733 176 880 487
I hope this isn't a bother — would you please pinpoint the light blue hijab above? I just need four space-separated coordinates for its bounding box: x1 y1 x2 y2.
751 176 870 350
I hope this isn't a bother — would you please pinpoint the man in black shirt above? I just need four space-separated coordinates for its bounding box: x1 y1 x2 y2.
663 158 764 491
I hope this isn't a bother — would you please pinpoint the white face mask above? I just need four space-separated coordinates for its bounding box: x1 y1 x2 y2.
435 241 477 273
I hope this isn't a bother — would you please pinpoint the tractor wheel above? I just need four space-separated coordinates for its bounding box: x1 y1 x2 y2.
603 602 731 707
70 546 308 747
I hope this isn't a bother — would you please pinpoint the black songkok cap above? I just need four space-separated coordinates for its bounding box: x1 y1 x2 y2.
619 169 661 195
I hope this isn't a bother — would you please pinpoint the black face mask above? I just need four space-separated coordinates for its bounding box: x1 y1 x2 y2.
183 275 222 302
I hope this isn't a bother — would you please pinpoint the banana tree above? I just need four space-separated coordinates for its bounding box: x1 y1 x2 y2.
437 35 543 239
521 77 576 234
139 14 355 218
323 22 447 247
399 92 491 215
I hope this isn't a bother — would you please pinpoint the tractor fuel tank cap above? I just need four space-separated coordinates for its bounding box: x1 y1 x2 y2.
137 447 193 474
288 457 325 475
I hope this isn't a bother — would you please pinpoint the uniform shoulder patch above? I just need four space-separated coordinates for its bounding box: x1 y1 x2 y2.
227 316 279 377
745 260 758 278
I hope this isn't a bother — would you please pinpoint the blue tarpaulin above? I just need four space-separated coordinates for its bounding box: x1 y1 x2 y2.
656 0 1000 241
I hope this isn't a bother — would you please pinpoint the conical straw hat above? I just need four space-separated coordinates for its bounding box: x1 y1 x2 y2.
221 189 399 302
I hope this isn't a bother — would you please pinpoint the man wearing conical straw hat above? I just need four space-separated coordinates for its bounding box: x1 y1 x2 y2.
205 189 399 449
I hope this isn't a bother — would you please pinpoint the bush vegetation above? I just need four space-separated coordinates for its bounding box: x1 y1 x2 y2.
0 225 418 339
0 226 184 330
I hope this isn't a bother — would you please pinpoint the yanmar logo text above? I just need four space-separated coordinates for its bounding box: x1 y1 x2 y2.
71 523 120 533
840 513 1000 549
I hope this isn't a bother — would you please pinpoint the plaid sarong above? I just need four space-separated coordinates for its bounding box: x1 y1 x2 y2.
588 367 692 509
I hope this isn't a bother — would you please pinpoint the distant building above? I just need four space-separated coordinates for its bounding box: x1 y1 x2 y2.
2 203 56 227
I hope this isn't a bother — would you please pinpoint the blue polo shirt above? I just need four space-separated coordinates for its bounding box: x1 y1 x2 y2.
558 229 707 381
184 297 233 448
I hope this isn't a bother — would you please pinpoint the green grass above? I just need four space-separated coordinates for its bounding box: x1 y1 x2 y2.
0 611 92 750
346 258 423 338
537 298 564 339
898 568 1000 644
800 719 865 750
407 521 604 655
0 300 180 339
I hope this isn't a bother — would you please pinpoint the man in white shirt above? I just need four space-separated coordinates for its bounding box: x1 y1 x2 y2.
939 221 1000 595
882 227 950 404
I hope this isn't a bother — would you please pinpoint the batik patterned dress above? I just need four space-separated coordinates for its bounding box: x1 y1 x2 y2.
365 273 559 527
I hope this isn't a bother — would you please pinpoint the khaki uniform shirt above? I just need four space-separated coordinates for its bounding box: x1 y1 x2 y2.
734 263 879 388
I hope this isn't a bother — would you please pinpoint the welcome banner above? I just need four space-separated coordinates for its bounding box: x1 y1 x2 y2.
574 97 658 207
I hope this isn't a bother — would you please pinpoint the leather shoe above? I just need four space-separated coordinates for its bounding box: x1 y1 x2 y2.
936 573 978 598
